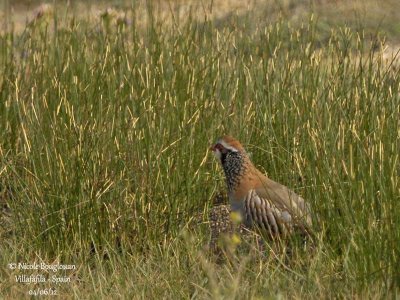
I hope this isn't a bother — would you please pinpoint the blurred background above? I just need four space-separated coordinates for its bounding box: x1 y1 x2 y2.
2 0 400 45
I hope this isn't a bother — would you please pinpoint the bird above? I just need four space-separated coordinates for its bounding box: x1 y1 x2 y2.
210 135 312 239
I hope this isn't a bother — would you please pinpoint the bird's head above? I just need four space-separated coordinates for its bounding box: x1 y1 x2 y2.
210 136 245 164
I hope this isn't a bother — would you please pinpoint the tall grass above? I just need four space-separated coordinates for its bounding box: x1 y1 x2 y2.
0 3 399 298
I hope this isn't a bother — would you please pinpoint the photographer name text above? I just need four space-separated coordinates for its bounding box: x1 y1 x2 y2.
8 262 76 272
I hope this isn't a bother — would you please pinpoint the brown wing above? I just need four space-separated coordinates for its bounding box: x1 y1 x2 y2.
243 190 293 238
254 177 312 234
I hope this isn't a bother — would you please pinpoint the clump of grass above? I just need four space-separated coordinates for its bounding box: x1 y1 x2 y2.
0 1 399 298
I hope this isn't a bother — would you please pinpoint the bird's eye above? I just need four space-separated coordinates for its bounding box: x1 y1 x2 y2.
216 143 228 153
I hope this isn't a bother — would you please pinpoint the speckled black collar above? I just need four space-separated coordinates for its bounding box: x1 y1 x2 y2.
221 151 247 192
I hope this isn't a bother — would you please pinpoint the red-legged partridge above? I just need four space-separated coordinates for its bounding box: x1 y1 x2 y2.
210 135 312 238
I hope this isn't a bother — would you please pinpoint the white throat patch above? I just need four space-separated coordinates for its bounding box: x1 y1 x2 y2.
213 149 222 160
